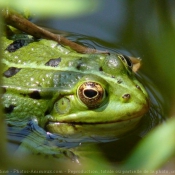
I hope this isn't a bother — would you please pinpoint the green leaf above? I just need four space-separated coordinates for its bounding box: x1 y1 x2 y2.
122 117 175 170
0 0 101 17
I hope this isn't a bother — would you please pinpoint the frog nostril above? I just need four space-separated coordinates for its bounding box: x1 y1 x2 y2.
122 94 130 100
136 85 141 90
117 79 122 84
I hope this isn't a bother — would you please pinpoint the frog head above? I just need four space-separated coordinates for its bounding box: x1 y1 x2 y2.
2 36 149 139
41 53 149 139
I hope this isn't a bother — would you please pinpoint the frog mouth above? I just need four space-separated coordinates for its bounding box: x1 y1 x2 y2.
46 117 137 125
43 116 144 139
44 98 150 135
44 114 144 137
45 102 149 126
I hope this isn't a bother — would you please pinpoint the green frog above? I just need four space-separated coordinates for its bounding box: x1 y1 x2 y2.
1 35 149 160
1 9 149 161
2 35 149 136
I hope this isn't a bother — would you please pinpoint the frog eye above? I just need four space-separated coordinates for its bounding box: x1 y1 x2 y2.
119 54 133 71
77 82 105 108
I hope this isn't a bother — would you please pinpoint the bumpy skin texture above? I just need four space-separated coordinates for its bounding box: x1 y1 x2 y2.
2 36 149 139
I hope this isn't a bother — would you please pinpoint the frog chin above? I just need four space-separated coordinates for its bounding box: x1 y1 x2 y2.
45 116 142 139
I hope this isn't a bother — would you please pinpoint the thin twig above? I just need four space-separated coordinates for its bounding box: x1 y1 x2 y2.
2 8 141 72
2 8 108 54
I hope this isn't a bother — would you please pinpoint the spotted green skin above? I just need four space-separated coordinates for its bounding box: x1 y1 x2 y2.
2 36 149 141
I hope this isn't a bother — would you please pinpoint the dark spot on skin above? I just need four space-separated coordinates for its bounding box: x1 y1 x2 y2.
45 57 61 67
117 79 122 84
3 67 21 78
122 94 130 99
111 75 115 78
5 40 26 52
1 87 6 94
4 105 16 114
76 63 83 70
29 91 41 99
99 66 103 71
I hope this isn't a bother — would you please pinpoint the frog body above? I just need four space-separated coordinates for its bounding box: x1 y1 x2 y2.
2 35 149 140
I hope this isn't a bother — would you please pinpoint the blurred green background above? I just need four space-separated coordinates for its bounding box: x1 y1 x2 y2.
0 0 175 174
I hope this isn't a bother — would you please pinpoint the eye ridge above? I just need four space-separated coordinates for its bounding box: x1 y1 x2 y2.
119 54 133 69
122 55 132 68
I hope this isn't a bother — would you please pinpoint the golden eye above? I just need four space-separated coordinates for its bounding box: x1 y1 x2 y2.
78 82 105 108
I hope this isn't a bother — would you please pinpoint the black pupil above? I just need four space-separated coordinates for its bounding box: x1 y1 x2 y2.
84 89 97 98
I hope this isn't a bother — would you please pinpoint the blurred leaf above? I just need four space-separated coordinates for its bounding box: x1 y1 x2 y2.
121 117 175 170
120 1 175 101
145 27 175 95
0 10 8 170
0 0 101 17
